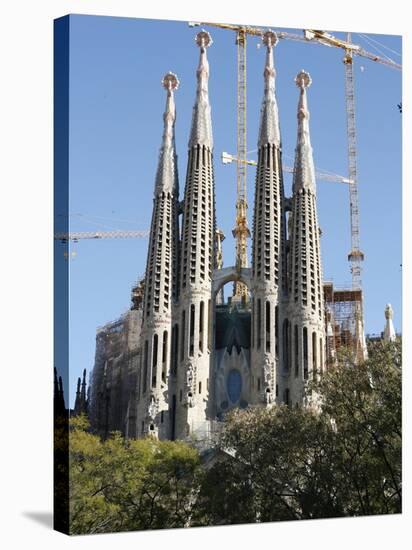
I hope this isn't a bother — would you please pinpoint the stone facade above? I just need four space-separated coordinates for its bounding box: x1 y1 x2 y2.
250 31 286 408
286 70 326 406
173 31 216 440
135 71 181 440
89 30 369 442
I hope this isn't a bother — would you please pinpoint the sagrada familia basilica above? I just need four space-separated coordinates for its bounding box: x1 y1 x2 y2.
84 30 389 442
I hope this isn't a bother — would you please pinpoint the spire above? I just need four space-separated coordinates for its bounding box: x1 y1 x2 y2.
58 375 66 410
54 367 66 416
258 30 281 148
289 70 326 402
155 72 179 196
54 367 59 398
383 303 396 342
174 30 217 439
189 30 213 149
138 71 182 439
292 70 316 194
74 377 82 414
250 29 286 407
81 368 87 401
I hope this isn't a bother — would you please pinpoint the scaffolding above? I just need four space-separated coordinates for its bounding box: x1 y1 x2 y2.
323 282 366 364
89 304 143 437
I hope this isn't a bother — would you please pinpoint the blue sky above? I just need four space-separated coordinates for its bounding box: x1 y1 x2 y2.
58 15 402 406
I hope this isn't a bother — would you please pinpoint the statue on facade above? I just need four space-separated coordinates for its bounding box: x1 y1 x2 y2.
148 392 158 421
186 361 195 387
264 387 272 404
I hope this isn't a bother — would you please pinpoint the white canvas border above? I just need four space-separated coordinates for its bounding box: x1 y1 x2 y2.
0 1 409 548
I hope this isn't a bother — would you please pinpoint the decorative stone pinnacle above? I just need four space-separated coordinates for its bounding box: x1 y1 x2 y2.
262 30 278 49
195 30 212 49
189 29 213 148
162 72 179 92
385 303 393 320
295 70 312 89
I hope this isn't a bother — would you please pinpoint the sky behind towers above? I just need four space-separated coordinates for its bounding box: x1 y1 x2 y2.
57 15 402 406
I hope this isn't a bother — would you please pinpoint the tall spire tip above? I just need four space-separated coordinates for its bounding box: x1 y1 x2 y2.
162 72 179 92
195 30 213 49
385 303 394 320
262 30 278 49
295 70 312 89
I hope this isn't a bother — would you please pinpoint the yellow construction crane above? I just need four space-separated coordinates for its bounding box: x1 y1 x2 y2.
189 21 401 307
232 27 250 303
304 29 400 291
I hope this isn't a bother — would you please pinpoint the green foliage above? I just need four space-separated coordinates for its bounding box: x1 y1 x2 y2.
312 340 402 515
65 340 401 532
193 340 402 524
193 406 341 524
68 416 200 534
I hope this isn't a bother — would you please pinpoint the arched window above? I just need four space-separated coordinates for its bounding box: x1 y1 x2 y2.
312 331 317 377
180 310 185 361
319 337 323 374
283 319 290 371
294 324 299 377
152 334 158 387
227 370 242 403
143 340 148 394
189 304 195 357
257 299 262 350
199 301 204 352
303 327 308 380
171 394 176 441
251 298 255 348
265 301 271 352
171 324 178 375
207 299 212 351
162 330 168 383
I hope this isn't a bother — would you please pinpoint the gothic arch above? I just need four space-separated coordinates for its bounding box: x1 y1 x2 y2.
212 266 252 298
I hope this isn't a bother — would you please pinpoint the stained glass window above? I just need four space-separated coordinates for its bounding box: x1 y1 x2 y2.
227 369 242 403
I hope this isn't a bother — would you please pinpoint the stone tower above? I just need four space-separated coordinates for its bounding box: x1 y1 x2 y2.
173 31 216 440
137 72 180 438
73 368 88 415
383 303 396 342
287 70 325 406
250 31 286 406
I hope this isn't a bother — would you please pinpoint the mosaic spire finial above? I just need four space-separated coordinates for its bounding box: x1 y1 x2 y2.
258 30 281 148
292 70 316 193
155 72 179 195
189 30 213 149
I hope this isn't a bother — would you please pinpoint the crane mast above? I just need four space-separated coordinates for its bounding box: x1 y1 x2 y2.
232 28 250 303
190 21 401 319
344 32 364 290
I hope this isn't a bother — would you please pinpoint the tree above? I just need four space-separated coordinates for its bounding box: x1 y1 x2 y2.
312 340 402 515
68 416 201 534
193 406 342 524
64 340 401 532
193 340 402 524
